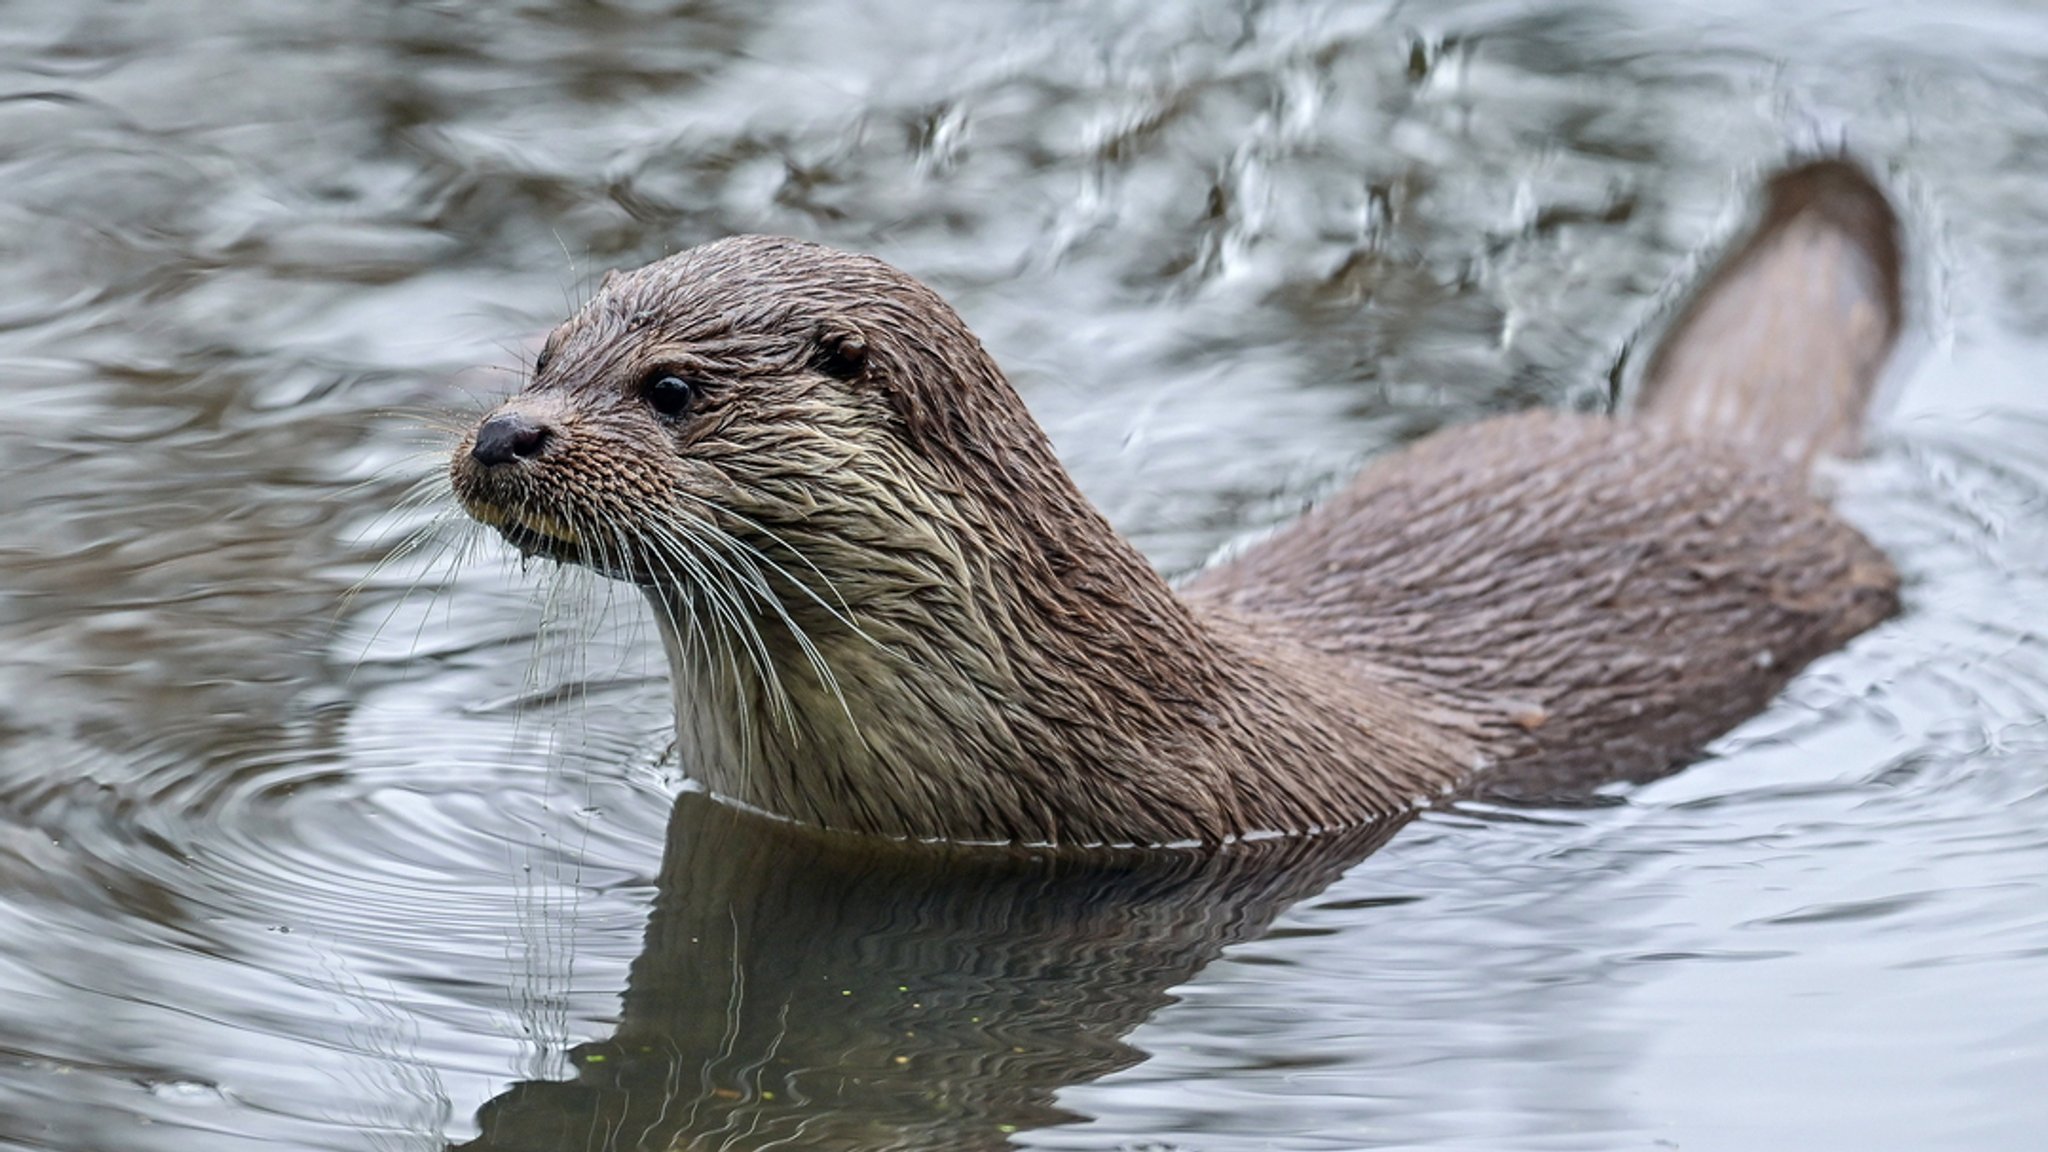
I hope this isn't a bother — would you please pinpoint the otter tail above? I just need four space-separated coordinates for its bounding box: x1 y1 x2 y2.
1635 158 1904 470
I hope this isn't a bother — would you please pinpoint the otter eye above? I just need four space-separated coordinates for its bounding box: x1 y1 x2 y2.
643 373 700 420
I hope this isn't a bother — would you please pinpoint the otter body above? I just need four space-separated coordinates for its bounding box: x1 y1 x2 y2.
452 160 1903 847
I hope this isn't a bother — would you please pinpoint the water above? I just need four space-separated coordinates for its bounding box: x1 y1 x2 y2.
1 1 2045 1149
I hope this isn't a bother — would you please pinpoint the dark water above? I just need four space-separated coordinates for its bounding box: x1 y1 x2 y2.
2 1 2046 1149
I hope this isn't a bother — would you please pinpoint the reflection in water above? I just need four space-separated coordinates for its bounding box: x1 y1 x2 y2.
462 793 1400 1150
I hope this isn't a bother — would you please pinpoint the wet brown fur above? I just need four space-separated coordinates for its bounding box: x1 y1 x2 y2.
451 159 1903 847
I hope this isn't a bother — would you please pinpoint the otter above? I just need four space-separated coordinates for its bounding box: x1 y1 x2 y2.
450 158 1902 848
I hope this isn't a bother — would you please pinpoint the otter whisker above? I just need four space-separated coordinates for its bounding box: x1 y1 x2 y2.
627 514 715 695
337 465 466 612
644 491 873 726
661 523 795 736
518 538 580 738
666 495 899 713
701 567 797 747
337 471 486 684
326 432 469 530
678 528 831 733
660 545 718 714
342 503 463 617
671 490 870 640
334 455 454 512
646 506 854 728
667 524 798 766
656 539 763 770
636 511 794 746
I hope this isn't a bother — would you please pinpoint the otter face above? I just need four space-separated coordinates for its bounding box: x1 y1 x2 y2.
448 235 991 629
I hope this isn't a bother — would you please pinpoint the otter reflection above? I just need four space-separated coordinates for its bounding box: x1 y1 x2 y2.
458 791 1401 1150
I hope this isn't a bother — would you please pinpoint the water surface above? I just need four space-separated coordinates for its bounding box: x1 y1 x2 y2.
1 2 2045 1149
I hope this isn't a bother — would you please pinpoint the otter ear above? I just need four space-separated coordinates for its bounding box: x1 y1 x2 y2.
813 318 870 381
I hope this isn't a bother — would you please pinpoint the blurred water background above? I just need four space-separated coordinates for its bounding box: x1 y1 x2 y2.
0 1 2045 1149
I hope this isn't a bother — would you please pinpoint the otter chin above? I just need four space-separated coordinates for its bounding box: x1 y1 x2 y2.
450 159 1904 849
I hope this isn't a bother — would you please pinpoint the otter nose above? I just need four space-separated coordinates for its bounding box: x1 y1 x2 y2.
471 412 549 466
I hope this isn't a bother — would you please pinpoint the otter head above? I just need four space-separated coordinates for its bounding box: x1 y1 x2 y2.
446 235 1236 843
450 235 1051 624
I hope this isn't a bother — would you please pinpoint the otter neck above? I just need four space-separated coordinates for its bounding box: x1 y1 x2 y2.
640 439 1209 844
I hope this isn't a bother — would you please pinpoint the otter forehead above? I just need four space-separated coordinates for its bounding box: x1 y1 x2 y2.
582 237 925 338
529 234 1007 445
